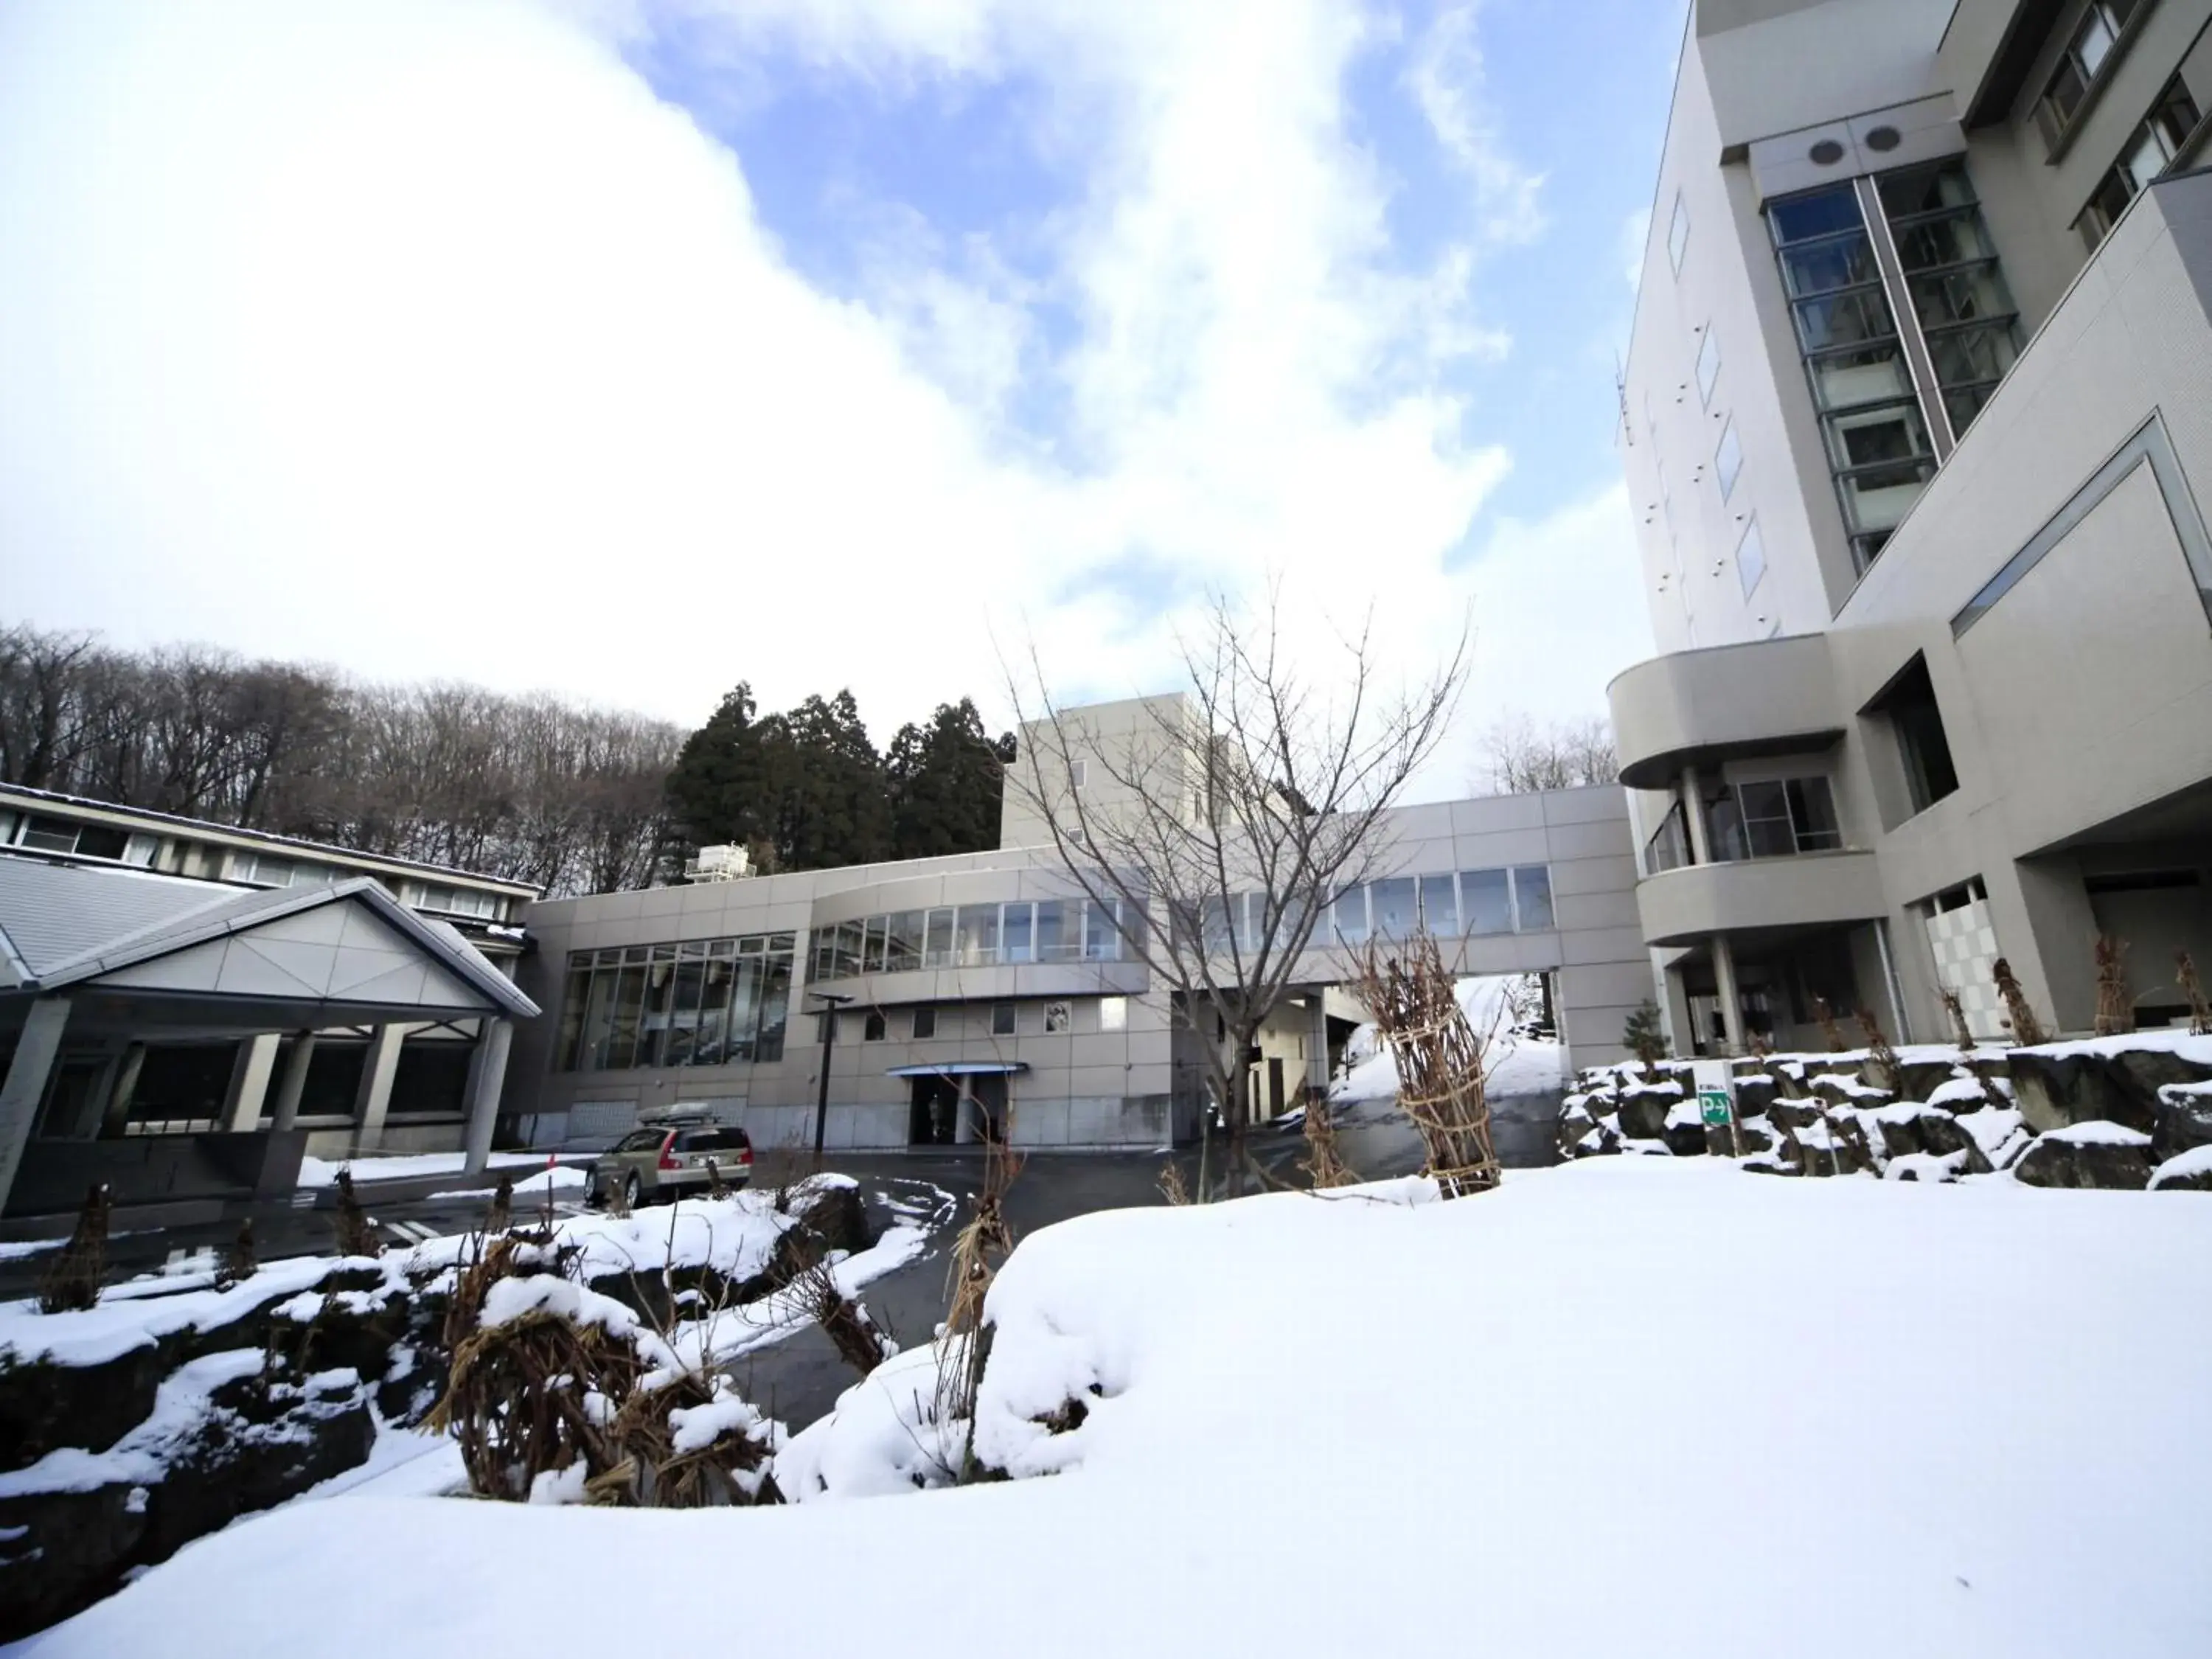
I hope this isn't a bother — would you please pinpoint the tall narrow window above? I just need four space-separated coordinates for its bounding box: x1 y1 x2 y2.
1768 184 1931 573
1736 518 1767 598
1879 163 2019 434
1667 191 1691 274
1694 327 1721 404
1714 421 1743 501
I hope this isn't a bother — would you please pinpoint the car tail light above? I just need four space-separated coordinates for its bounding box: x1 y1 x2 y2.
657 1133 681 1172
739 1144 754 1166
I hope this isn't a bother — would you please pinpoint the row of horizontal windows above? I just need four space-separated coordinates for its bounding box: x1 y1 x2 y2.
810 899 1133 982
557 933 798 1073
1328 864 1554 944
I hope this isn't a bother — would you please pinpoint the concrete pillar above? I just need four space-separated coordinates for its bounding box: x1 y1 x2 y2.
352 1023 406 1154
953 1077 978 1145
1680 766 1714 865
461 1018 513 1179
0 998 72 1216
270 1032 319 1132
1710 933 1747 1055
220 1033 282 1133
66 1054 121 1140
101 1042 145 1138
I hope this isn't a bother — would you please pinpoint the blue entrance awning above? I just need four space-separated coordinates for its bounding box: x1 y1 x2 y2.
885 1061 1029 1077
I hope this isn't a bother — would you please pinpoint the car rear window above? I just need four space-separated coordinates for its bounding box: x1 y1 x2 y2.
709 1128 751 1152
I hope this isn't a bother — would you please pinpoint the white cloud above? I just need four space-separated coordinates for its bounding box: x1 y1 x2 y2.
1402 2 1545 246
0 0 1630 779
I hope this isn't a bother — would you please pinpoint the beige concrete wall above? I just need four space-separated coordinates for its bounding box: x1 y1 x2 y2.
512 783 1647 1144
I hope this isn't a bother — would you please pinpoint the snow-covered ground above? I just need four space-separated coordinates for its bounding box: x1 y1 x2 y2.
296 1151 569 1189
1332 974 1565 1102
25 1158 2208 1659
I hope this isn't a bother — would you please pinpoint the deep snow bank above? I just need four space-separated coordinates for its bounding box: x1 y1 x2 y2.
27 1160 2212 1659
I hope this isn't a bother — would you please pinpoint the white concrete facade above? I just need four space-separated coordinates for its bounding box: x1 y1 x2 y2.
1613 0 2212 1054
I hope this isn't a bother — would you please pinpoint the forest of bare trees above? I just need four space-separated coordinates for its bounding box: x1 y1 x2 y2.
0 622 680 895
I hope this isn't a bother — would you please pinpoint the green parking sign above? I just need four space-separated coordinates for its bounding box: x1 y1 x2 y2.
1698 1087 1732 1127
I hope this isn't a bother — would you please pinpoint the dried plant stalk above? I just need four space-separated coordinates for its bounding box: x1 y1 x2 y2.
1992 958 2048 1047
1855 1007 1902 1094
1156 1159 1191 1206
1812 996 1846 1054
1938 983 1975 1051
38 1183 109 1314
214 1219 257 1292
2093 934 2134 1037
331 1168 382 1259
1299 1095 1358 1189
1350 931 1500 1198
2178 950 2211 1037
936 1126 1023 1448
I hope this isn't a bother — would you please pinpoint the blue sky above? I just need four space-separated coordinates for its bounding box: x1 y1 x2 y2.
0 0 1686 790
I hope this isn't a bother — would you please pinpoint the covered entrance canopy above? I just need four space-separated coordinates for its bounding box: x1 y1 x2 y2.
0 858 538 1215
888 1062 1026 1146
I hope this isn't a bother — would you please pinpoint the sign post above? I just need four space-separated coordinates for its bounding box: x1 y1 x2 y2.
1691 1058 1742 1158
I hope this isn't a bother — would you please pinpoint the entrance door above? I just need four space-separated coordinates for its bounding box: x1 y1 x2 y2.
909 1075 961 1145
1267 1057 1285 1119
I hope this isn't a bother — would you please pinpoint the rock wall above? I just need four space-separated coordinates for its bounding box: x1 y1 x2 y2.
1558 1036 2212 1192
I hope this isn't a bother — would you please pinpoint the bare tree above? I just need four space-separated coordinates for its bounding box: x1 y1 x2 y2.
1007 594 1467 1197
1476 712 1616 795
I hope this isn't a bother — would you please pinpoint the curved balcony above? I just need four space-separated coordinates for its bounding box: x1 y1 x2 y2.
1635 849 1887 947
1609 634 1845 789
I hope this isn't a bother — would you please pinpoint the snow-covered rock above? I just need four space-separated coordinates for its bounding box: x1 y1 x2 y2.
2012 1122 2155 1190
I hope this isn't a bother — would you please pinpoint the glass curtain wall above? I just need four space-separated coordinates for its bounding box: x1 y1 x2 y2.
1767 160 2017 572
560 933 796 1073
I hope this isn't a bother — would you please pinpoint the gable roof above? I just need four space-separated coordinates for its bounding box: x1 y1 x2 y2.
0 856 538 1019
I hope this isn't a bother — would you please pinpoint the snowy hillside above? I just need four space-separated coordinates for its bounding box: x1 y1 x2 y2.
30 1158 2211 1658
1332 973 1565 1102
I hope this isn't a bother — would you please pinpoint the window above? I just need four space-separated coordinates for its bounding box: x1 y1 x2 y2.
1666 191 1690 274
1736 518 1767 598
1460 868 1512 934
1368 877 1418 941
1003 902 1034 964
1330 885 1369 945
1767 182 1922 571
1646 801 1692 873
1870 655 1960 815
923 908 954 967
991 1002 1017 1037
863 1009 886 1042
912 1006 938 1040
1099 995 1128 1032
1694 328 1721 404
2077 77 2205 251
813 897 1130 982
2038 0 2143 144
557 932 796 1072
1417 872 1458 934
1070 759 1088 790
1714 421 1743 501
955 905 1000 966
1511 866 1554 932
1880 163 2019 436
1045 1001 1071 1033
1768 163 2017 568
